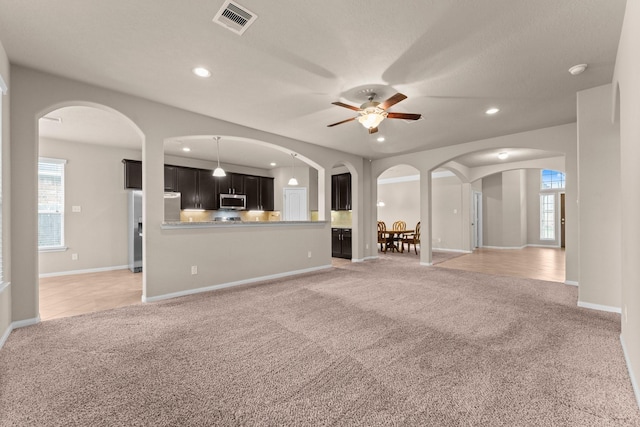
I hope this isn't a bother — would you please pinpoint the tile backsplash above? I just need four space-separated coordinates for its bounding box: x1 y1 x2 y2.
331 210 352 228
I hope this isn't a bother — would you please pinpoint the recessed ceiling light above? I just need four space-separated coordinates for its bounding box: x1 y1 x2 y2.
192 67 211 78
497 152 509 160
485 107 500 115
182 147 191 152
377 136 385 142
270 162 277 166
568 64 587 76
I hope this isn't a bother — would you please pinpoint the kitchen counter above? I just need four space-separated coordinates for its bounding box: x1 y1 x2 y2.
162 220 328 229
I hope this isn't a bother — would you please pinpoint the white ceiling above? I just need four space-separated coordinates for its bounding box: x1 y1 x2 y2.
1 0 626 167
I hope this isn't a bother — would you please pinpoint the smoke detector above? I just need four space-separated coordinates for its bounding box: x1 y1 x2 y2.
212 1 258 35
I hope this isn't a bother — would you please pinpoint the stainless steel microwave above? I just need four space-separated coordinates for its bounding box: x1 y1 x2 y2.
219 193 246 210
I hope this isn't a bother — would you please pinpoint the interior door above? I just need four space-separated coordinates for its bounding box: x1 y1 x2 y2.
560 193 565 248
284 187 307 221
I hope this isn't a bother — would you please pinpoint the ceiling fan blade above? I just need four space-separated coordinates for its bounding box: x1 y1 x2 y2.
387 112 422 120
378 93 407 110
368 127 379 134
331 101 361 112
327 117 356 127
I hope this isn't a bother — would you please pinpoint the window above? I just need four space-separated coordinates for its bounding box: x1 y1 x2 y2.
38 157 67 250
541 169 565 189
540 194 555 240
0 74 5 285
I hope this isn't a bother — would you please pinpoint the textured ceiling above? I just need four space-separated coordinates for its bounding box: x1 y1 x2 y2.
0 0 626 164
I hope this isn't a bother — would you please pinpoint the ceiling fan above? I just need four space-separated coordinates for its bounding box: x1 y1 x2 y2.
327 92 421 134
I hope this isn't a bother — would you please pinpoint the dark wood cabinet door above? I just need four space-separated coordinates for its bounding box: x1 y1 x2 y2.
164 165 178 191
331 229 342 257
337 173 351 210
176 167 199 209
198 170 217 210
231 173 245 194
260 177 274 211
331 173 351 210
123 159 142 190
341 229 352 258
243 175 260 210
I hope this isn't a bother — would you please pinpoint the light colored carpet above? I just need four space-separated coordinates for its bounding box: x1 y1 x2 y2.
1 257 638 426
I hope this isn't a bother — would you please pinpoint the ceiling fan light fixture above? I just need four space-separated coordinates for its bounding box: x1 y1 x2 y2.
358 107 387 129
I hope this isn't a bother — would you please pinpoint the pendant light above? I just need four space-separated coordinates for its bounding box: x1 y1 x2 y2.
212 136 226 177
288 153 298 186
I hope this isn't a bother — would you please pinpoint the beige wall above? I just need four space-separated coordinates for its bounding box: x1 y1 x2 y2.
38 138 141 275
431 175 465 251
577 83 621 311
0 39 10 343
482 173 503 247
613 0 640 405
9 66 366 321
377 177 420 230
501 170 527 248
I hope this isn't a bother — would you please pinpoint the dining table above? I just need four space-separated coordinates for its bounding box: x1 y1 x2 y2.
381 229 414 253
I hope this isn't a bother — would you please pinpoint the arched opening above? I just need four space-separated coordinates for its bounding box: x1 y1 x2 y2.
329 161 358 264
162 135 324 223
376 164 421 259
431 148 567 283
37 103 144 320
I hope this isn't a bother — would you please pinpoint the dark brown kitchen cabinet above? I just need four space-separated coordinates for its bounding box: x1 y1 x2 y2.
123 159 142 190
176 167 199 209
331 228 352 259
198 170 218 210
164 165 178 191
243 175 274 211
216 172 245 196
331 173 351 211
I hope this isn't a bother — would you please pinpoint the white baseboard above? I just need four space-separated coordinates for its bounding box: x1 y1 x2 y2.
482 245 528 250
39 265 129 278
0 316 41 351
362 255 378 261
432 248 472 253
564 280 579 287
620 334 640 410
143 264 333 303
420 262 433 266
577 301 621 313
351 258 364 263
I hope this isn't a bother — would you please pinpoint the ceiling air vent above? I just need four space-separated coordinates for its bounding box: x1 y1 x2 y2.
212 1 258 35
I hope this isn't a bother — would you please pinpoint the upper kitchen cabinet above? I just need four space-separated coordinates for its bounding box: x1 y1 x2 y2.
198 170 218 210
331 173 352 211
123 159 142 190
244 175 274 211
217 172 245 195
164 165 178 192
176 167 199 210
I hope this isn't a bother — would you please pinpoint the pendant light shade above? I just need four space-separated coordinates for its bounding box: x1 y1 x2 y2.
288 153 298 186
213 136 226 177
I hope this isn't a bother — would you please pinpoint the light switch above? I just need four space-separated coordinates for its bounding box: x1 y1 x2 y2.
72 205 81 213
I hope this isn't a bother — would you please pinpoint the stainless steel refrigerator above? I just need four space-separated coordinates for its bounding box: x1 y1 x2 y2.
128 190 142 273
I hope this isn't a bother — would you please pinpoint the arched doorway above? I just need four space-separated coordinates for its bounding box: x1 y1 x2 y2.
38 104 144 320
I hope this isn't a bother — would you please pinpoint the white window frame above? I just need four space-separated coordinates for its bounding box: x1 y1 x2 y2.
0 74 6 286
38 157 67 251
539 193 556 241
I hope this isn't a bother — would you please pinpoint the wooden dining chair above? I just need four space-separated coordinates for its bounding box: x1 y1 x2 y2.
377 221 387 252
391 221 407 252
402 221 421 254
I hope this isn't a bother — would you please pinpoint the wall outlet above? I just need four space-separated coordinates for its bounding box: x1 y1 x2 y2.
307 251 312 258
72 205 81 213
71 253 78 260
191 265 198 275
